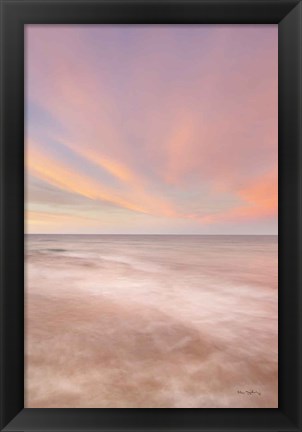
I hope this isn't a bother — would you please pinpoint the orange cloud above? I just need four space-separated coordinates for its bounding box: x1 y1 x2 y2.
26 210 98 225
25 209 106 234
25 26 277 233
163 114 196 185
26 140 176 219
27 148 148 214
195 168 278 224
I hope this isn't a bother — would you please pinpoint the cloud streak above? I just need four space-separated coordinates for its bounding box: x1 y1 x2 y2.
25 25 278 234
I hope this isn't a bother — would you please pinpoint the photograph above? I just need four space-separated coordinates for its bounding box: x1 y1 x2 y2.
25 24 278 408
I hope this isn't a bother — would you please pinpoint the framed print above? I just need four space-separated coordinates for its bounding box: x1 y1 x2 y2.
0 0 301 431
25 23 279 410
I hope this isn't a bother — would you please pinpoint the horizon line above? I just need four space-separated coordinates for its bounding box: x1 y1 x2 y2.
25 233 278 236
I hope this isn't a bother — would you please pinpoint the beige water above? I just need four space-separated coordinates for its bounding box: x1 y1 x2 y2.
25 234 278 408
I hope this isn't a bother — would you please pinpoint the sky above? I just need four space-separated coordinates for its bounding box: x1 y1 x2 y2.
25 25 278 235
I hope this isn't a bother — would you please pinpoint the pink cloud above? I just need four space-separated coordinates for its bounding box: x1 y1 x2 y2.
25 25 278 233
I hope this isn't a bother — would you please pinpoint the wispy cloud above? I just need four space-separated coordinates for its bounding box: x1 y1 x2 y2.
26 25 277 234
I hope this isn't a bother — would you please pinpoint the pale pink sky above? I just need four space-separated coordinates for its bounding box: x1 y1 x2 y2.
25 25 278 234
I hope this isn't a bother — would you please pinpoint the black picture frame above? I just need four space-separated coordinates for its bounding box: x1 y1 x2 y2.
0 0 301 431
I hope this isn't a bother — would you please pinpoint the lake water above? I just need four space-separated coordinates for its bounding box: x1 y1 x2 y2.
25 234 278 408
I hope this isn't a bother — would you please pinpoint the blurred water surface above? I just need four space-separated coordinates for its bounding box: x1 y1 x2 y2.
25 235 278 408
